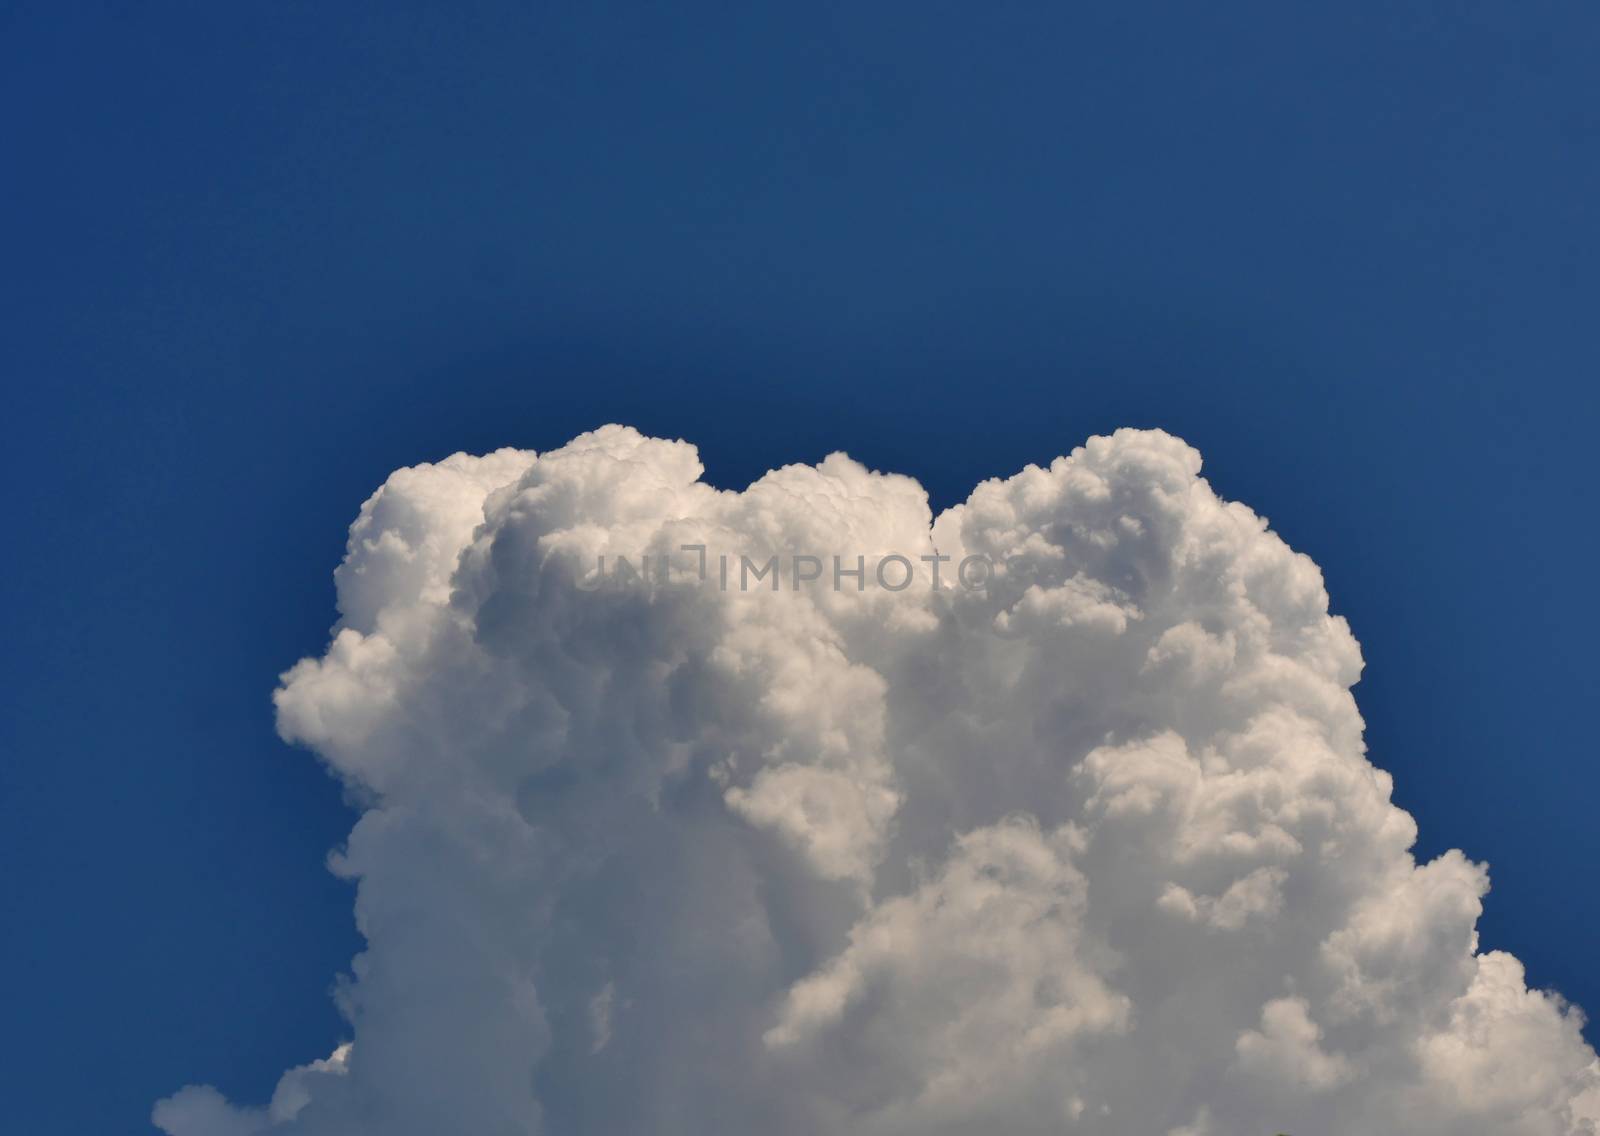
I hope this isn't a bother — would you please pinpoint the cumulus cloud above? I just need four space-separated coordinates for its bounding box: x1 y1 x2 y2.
157 425 1600 1135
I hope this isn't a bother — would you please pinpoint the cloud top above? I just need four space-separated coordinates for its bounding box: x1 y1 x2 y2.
158 425 1600 1135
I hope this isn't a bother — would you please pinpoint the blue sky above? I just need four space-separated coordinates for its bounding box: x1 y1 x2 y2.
3 3 1598 1132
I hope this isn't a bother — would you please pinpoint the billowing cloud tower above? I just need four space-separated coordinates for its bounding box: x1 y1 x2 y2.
157 426 1600 1135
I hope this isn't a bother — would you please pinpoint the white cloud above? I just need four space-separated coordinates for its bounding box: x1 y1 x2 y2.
157 425 1600 1135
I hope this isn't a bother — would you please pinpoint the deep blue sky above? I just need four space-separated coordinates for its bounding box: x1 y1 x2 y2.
3 3 1597 1132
